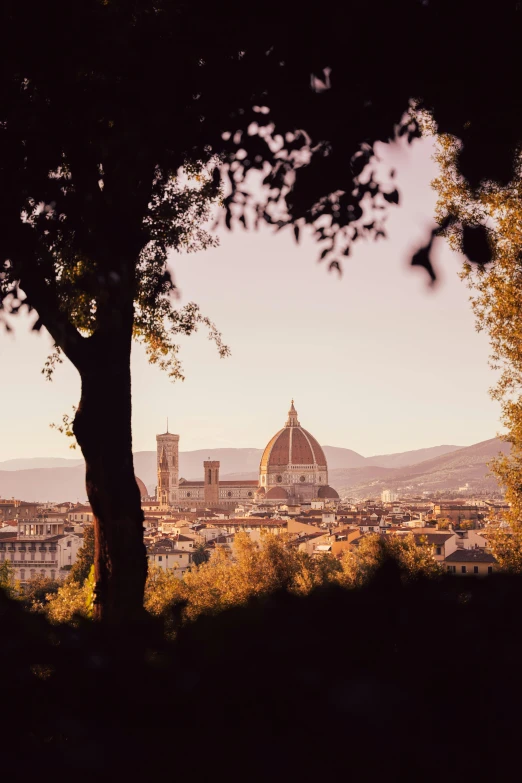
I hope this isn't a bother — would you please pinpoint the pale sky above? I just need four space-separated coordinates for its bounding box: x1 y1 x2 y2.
0 137 501 462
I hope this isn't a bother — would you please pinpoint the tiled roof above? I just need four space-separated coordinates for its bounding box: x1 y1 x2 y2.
265 428 291 466
219 481 259 487
148 546 191 556
266 487 289 499
445 549 497 563
413 533 454 545
317 485 340 499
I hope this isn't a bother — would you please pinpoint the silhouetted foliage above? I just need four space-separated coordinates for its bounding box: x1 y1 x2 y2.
20 575 60 609
3 566 522 782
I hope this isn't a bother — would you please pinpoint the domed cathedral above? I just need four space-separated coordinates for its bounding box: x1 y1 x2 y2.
258 401 339 504
155 401 339 510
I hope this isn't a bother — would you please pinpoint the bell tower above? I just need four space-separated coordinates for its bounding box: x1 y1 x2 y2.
204 460 220 507
156 426 179 506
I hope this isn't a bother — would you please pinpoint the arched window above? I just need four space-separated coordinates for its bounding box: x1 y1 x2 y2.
208 469 212 484
227 492 232 498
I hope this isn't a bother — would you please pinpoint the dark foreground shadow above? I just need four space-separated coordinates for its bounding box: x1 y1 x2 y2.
1 562 520 782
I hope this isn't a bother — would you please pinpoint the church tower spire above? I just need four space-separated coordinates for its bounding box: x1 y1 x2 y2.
156 429 180 507
286 399 300 427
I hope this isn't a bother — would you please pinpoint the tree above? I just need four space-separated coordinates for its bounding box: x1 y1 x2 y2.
432 132 522 523
21 575 60 611
0 2 230 623
487 528 522 573
339 534 442 587
68 525 95 585
2 0 522 623
0 560 15 597
192 543 210 567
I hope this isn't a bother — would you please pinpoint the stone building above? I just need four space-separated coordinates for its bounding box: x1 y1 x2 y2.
0 518 82 583
256 401 339 505
156 430 179 506
156 401 339 510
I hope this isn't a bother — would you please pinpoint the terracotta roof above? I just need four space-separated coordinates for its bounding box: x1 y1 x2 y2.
134 476 147 497
148 546 191 556
317 485 340 499
412 533 454 546
219 481 258 487
263 427 290 467
266 486 289 499
445 549 497 563
260 418 327 470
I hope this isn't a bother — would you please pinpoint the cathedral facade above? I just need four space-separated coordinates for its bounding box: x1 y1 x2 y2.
156 401 339 510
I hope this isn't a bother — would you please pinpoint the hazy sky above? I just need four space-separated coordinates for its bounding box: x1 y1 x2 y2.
1 137 501 461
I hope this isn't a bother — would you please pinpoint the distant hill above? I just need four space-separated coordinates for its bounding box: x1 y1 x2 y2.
1 440 497 503
0 457 84 471
0 466 88 503
332 438 510 498
364 444 462 469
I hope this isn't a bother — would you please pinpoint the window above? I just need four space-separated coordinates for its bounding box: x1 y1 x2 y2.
447 565 456 574
436 547 442 556
248 492 252 497
51 571 55 579
227 492 232 498
187 492 191 498
488 566 493 574
474 566 479 574
276 475 282 483
158 556 162 562
41 552 46 562
461 565 467 574
30 553 35 561
67 541 71 547
20 570 25 580
299 476 306 482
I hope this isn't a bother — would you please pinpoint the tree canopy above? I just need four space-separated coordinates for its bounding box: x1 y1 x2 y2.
1 0 522 621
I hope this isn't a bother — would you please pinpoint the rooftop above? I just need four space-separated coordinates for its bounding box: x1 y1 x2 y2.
445 549 497 563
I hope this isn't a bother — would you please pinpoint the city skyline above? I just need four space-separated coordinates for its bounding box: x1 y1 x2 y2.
1 137 501 462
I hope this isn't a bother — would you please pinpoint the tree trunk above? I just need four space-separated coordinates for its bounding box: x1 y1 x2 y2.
73 340 147 624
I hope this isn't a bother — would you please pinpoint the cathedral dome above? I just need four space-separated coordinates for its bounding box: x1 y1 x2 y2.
260 401 327 470
266 486 288 499
317 485 340 499
136 476 148 498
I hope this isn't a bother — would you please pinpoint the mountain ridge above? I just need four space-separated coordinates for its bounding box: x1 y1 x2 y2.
0 441 493 502
331 437 510 497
